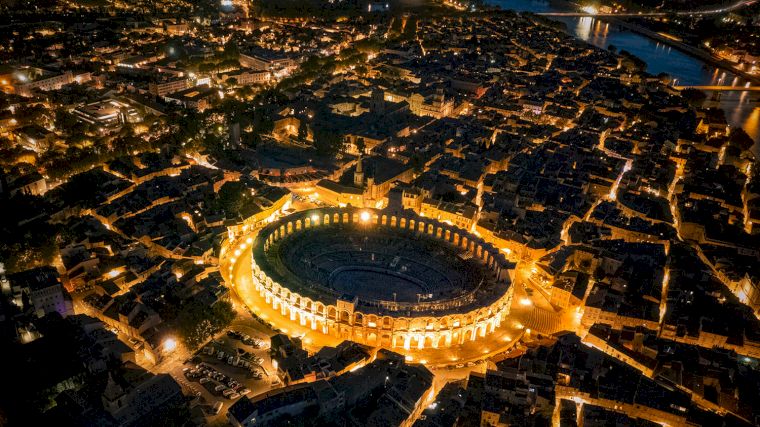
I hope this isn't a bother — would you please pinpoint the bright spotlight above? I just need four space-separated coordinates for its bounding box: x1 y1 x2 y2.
519 297 533 306
311 214 319 222
581 5 598 14
163 338 177 352
360 211 371 222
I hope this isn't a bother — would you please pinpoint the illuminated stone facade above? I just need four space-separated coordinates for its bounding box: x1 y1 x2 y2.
250 207 515 350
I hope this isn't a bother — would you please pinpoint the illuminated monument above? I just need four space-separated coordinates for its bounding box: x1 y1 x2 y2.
249 207 515 350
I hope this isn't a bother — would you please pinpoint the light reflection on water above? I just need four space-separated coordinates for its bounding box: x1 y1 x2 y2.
487 0 760 148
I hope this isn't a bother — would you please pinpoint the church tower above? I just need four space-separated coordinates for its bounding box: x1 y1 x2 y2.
370 89 385 115
102 373 126 416
354 155 364 187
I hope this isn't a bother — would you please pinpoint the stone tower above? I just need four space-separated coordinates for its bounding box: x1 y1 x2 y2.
354 154 364 187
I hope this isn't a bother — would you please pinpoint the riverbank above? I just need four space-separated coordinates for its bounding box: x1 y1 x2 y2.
603 17 760 86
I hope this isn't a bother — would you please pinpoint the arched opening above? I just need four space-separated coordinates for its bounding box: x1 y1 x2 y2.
424 335 435 349
367 332 378 344
410 335 421 349
383 317 393 329
328 307 337 320
381 334 392 346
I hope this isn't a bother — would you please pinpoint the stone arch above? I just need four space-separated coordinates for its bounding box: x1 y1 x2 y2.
410 335 421 349
353 312 364 326
390 216 397 227
439 316 450 330
305 217 312 228
464 325 476 341
381 334 392 347
382 316 393 329
464 314 474 326
327 307 337 320
333 213 339 223
408 219 415 231
410 318 426 331
436 334 447 348
339 310 350 323
367 331 378 344
342 213 349 223
324 214 330 225
296 220 302 230
424 335 435 349
381 215 388 226
367 314 378 327
315 303 325 316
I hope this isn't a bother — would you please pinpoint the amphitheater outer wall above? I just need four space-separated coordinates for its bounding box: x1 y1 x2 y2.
250 207 516 350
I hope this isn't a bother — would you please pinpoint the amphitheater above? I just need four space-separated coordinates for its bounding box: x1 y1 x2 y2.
248 207 516 350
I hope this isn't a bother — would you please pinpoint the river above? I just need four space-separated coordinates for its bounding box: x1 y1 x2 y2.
486 0 760 145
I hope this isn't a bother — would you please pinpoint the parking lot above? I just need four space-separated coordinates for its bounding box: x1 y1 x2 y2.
175 324 281 423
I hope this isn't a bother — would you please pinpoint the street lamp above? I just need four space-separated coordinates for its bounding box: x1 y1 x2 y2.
163 337 177 352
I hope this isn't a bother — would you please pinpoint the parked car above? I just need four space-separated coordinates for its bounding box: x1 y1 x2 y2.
200 378 211 384
212 401 223 415
228 392 240 400
215 384 227 392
